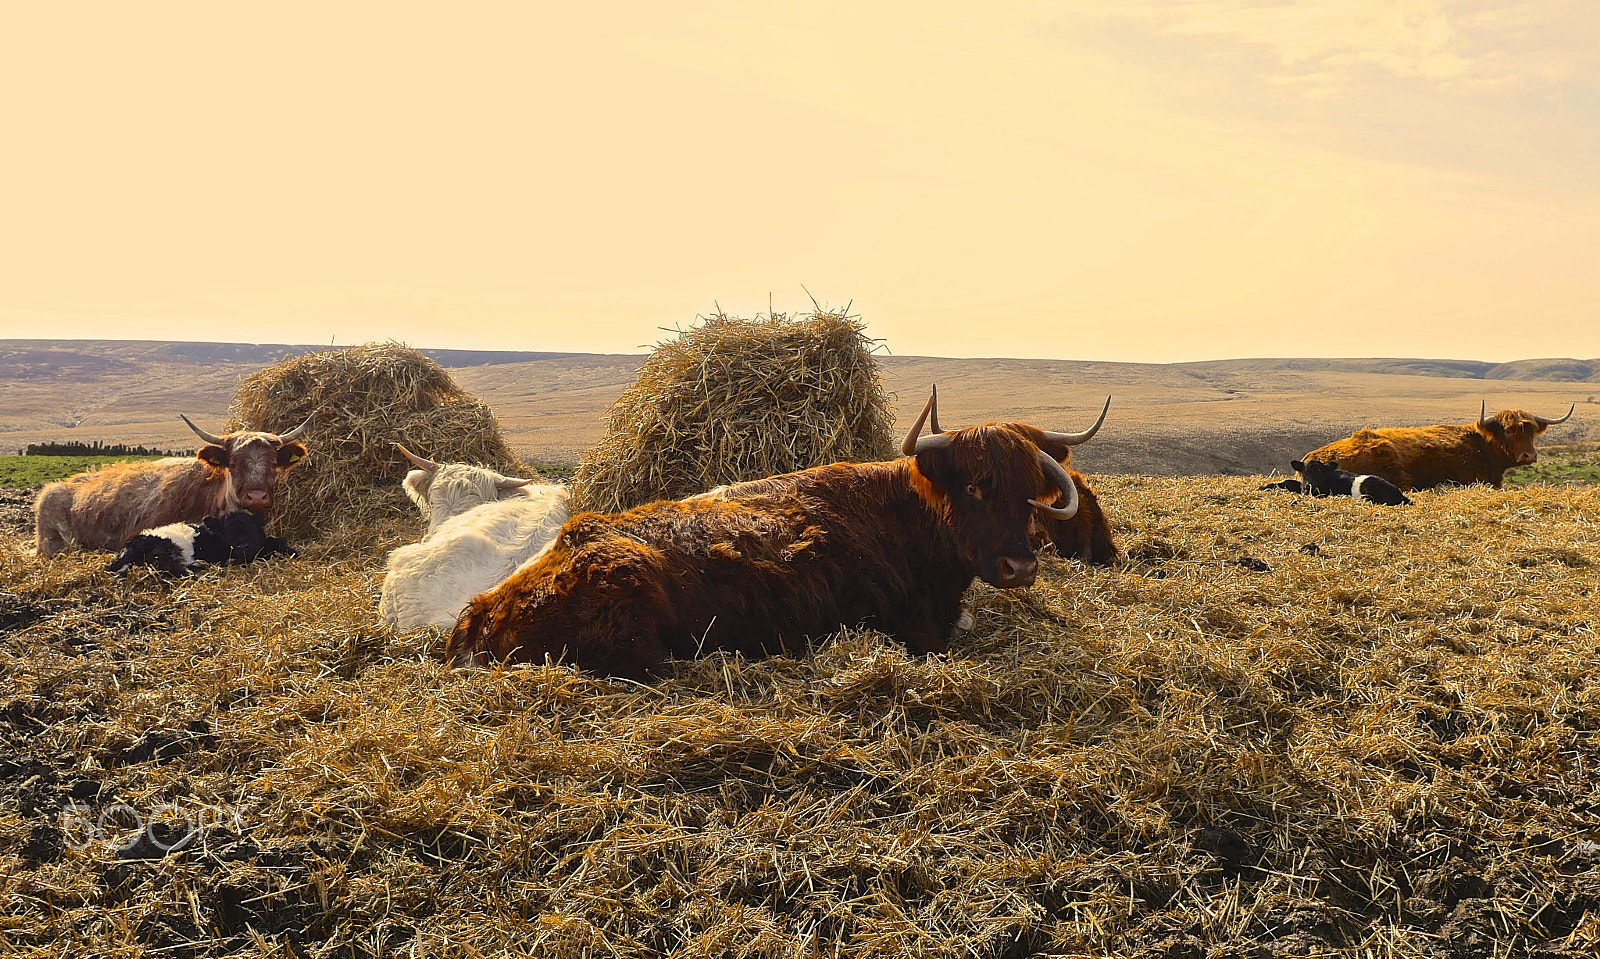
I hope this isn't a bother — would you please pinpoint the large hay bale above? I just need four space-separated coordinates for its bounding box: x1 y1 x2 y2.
571 309 894 513
226 342 530 544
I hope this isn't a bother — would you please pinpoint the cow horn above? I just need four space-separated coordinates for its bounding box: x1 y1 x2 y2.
1479 401 1488 426
902 386 953 455
1533 404 1575 426
277 412 316 441
495 476 536 489
1038 396 1112 447
395 443 439 473
928 383 943 434
1029 450 1079 520
179 414 226 446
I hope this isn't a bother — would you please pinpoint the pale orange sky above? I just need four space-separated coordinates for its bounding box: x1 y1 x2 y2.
1 2 1596 362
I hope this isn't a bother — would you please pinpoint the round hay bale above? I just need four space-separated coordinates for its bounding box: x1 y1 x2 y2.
571 309 894 513
226 342 531 544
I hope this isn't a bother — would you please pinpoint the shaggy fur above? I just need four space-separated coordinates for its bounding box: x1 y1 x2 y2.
35 428 307 556
1032 469 1120 564
380 484 571 630
1301 408 1572 492
402 462 536 538
447 424 1078 678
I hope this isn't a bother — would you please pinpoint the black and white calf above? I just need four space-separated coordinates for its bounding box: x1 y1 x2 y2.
1291 459 1412 506
106 510 295 576
1259 478 1304 494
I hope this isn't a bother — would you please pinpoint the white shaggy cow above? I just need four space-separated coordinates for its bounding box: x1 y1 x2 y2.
380 446 571 630
396 444 538 537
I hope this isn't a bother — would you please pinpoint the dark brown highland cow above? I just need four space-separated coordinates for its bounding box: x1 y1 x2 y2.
34 414 313 556
1032 468 1119 565
1301 403 1574 492
446 390 1107 678
925 391 1119 566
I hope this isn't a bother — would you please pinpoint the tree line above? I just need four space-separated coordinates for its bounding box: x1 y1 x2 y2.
21 440 182 457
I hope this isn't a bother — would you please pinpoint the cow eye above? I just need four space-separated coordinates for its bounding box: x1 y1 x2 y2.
965 484 982 499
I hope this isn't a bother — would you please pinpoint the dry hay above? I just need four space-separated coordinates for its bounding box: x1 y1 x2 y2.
3 477 1599 957
571 309 894 513
225 342 532 547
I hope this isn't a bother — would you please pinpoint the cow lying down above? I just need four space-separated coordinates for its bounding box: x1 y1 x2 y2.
446 388 1107 678
35 413 313 557
106 510 295 576
380 449 571 630
395 444 537 538
1262 460 1411 506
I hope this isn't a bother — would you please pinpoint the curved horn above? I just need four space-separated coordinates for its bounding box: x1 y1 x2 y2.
902 386 948 455
495 476 536 490
928 383 943 434
1532 404 1575 426
395 443 439 473
1029 451 1079 520
179 414 226 446
1038 396 1111 447
1479 400 1488 426
276 412 316 442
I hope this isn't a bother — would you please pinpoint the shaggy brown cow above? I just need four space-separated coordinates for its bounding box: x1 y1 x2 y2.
34 414 314 556
1032 469 1119 565
446 390 1104 677
927 390 1119 566
1300 403 1575 492
700 389 1119 566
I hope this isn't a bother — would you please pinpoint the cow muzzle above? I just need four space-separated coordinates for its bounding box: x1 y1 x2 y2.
993 556 1038 588
241 489 273 510
1518 452 1537 465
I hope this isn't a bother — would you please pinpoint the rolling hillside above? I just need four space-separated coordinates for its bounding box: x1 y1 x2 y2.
2 340 1595 475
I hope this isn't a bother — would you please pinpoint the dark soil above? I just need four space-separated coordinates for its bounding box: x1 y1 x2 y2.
0 486 34 541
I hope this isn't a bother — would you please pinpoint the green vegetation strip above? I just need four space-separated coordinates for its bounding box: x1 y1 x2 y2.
0 454 167 488
1509 448 1600 486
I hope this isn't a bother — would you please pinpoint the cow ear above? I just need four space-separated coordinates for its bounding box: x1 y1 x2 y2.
277 443 308 467
1478 418 1505 440
197 444 229 468
1290 460 1305 471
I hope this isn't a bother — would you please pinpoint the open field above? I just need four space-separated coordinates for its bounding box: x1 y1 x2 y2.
3 340 1597 475
2 475 1598 957
0 455 167 490
3 339 1598 955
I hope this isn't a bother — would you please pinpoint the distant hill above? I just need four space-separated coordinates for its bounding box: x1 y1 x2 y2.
2 339 1594 473
0 340 587 379
5 339 1598 382
1483 358 1600 382
1172 356 1600 381
1176 357 1501 378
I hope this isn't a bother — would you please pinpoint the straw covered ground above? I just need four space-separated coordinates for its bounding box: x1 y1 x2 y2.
227 343 532 544
1 477 1598 957
571 311 894 514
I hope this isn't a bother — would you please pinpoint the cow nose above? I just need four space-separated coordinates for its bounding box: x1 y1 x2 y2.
242 489 272 510
997 556 1038 586
1518 452 1537 465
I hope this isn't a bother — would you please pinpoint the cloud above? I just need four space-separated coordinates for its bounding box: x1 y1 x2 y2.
1079 0 1591 97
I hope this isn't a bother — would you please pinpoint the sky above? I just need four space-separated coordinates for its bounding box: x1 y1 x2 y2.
1 1 1596 362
